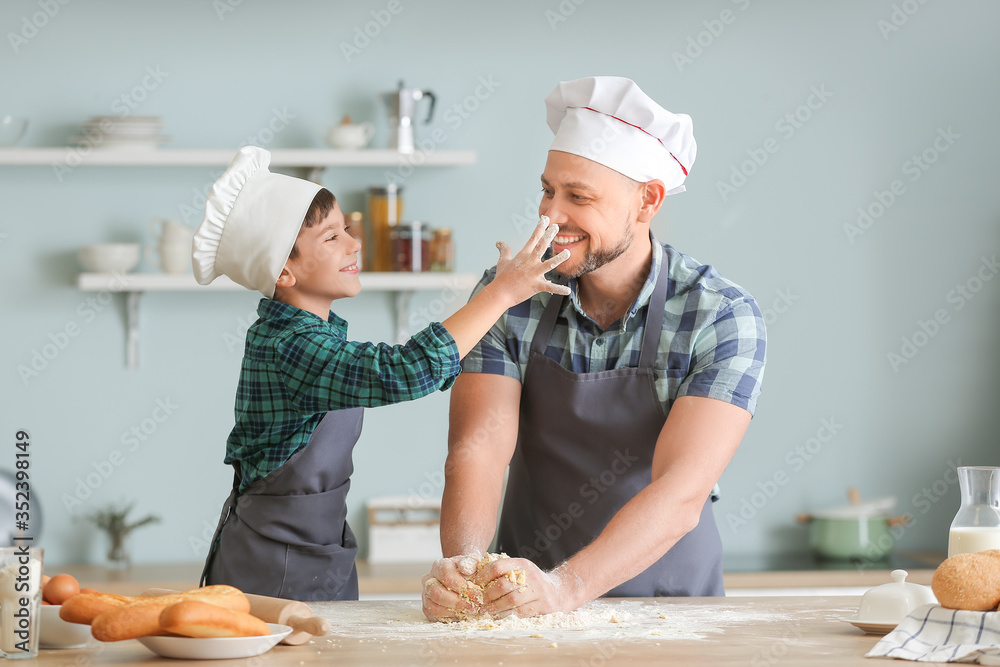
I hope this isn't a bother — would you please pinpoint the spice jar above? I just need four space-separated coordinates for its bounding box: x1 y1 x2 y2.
429 227 454 272
368 185 403 272
345 211 367 270
392 221 431 271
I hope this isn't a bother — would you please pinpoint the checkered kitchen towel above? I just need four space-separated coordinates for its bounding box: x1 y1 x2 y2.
867 604 1000 663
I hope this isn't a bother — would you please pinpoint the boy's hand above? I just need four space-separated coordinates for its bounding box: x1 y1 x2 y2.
440 216 569 358
491 217 571 303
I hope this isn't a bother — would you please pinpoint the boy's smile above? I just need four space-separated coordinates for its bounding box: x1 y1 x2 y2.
275 202 362 318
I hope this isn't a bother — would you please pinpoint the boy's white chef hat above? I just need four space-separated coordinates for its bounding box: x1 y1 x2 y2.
192 146 323 298
545 76 696 195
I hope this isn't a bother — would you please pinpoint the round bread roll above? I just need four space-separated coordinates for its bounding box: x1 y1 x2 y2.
931 549 1000 611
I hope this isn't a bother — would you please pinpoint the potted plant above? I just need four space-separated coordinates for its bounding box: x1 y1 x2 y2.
85 501 160 569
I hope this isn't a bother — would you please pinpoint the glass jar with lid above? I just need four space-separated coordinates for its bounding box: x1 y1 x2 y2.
429 228 454 272
344 211 367 270
391 221 431 272
367 185 403 272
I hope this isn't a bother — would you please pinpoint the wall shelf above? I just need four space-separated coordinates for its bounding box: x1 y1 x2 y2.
78 272 479 369
0 148 476 168
43 147 480 367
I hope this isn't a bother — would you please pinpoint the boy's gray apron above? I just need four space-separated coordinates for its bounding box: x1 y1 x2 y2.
200 407 363 601
497 254 724 597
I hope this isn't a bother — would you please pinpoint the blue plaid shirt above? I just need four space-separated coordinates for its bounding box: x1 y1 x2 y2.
226 298 460 490
463 236 766 416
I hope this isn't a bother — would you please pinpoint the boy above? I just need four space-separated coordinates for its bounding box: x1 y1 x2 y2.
192 146 568 601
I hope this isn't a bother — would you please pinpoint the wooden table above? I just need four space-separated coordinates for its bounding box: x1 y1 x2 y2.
52 555 942 595
31 596 885 665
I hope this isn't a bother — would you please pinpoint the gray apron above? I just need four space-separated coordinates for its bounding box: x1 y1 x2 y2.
200 407 363 601
497 255 724 597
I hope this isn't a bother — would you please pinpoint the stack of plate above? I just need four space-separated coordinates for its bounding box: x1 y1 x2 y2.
72 115 169 150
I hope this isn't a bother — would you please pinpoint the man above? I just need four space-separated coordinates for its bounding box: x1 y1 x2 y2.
422 76 766 619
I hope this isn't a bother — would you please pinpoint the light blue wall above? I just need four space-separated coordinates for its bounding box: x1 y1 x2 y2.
2 0 998 566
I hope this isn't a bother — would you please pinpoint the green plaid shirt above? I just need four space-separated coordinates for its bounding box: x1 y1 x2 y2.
225 298 460 491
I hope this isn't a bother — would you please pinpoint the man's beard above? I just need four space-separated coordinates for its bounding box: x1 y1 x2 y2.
558 217 634 279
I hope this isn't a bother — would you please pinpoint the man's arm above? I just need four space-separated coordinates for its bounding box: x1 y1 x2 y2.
421 372 521 621
476 395 751 616
441 372 522 555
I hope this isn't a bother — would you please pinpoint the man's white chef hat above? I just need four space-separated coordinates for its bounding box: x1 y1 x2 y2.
545 76 696 195
192 146 323 298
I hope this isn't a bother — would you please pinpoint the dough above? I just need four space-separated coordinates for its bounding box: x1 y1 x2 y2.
442 553 527 622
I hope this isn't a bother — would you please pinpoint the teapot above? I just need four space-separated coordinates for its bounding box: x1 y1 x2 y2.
327 115 375 150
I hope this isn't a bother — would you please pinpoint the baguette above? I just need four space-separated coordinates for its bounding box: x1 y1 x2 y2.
159 600 270 638
59 592 143 625
931 549 1000 611
91 585 251 642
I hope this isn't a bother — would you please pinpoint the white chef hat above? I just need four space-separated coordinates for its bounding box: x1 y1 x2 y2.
192 146 323 298
545 76 696 195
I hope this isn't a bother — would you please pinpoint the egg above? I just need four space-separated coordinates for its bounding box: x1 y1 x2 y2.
43 574 80 605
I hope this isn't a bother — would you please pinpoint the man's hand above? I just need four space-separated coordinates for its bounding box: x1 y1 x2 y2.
473 557 580 618
421 555 484 622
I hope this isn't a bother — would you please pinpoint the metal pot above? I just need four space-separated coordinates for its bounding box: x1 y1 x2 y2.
797 490 908 560
799 514 909 560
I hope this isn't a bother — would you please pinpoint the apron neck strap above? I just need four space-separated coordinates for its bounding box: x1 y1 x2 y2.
529 244 670 365
639 245 669 368
531 292 563 356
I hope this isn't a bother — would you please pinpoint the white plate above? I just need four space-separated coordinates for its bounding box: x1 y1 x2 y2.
70 135 169 150
85 115 163 125
841 616 897 634
136 623 291 660
80 125 165 137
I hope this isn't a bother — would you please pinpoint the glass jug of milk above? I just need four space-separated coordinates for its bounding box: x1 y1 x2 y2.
948 466 1000 557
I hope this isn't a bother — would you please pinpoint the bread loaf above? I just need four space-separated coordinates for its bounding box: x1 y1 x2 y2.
91 585 251 642
931 549 1000 611
59 592 143 625
159 600 270 638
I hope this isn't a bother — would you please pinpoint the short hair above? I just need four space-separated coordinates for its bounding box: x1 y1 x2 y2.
618 171 641 193
288 188 336 259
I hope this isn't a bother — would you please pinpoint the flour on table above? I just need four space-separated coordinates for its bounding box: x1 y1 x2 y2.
309 599 814 643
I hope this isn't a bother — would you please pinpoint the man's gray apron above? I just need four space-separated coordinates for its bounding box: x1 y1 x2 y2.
497 255 724 597
200 407 363 601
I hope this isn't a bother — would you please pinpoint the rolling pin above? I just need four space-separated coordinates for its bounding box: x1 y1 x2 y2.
142 588 330 645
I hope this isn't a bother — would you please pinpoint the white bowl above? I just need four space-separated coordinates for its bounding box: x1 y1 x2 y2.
0 115 28 147
40 605 92 648
77 243 140 273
